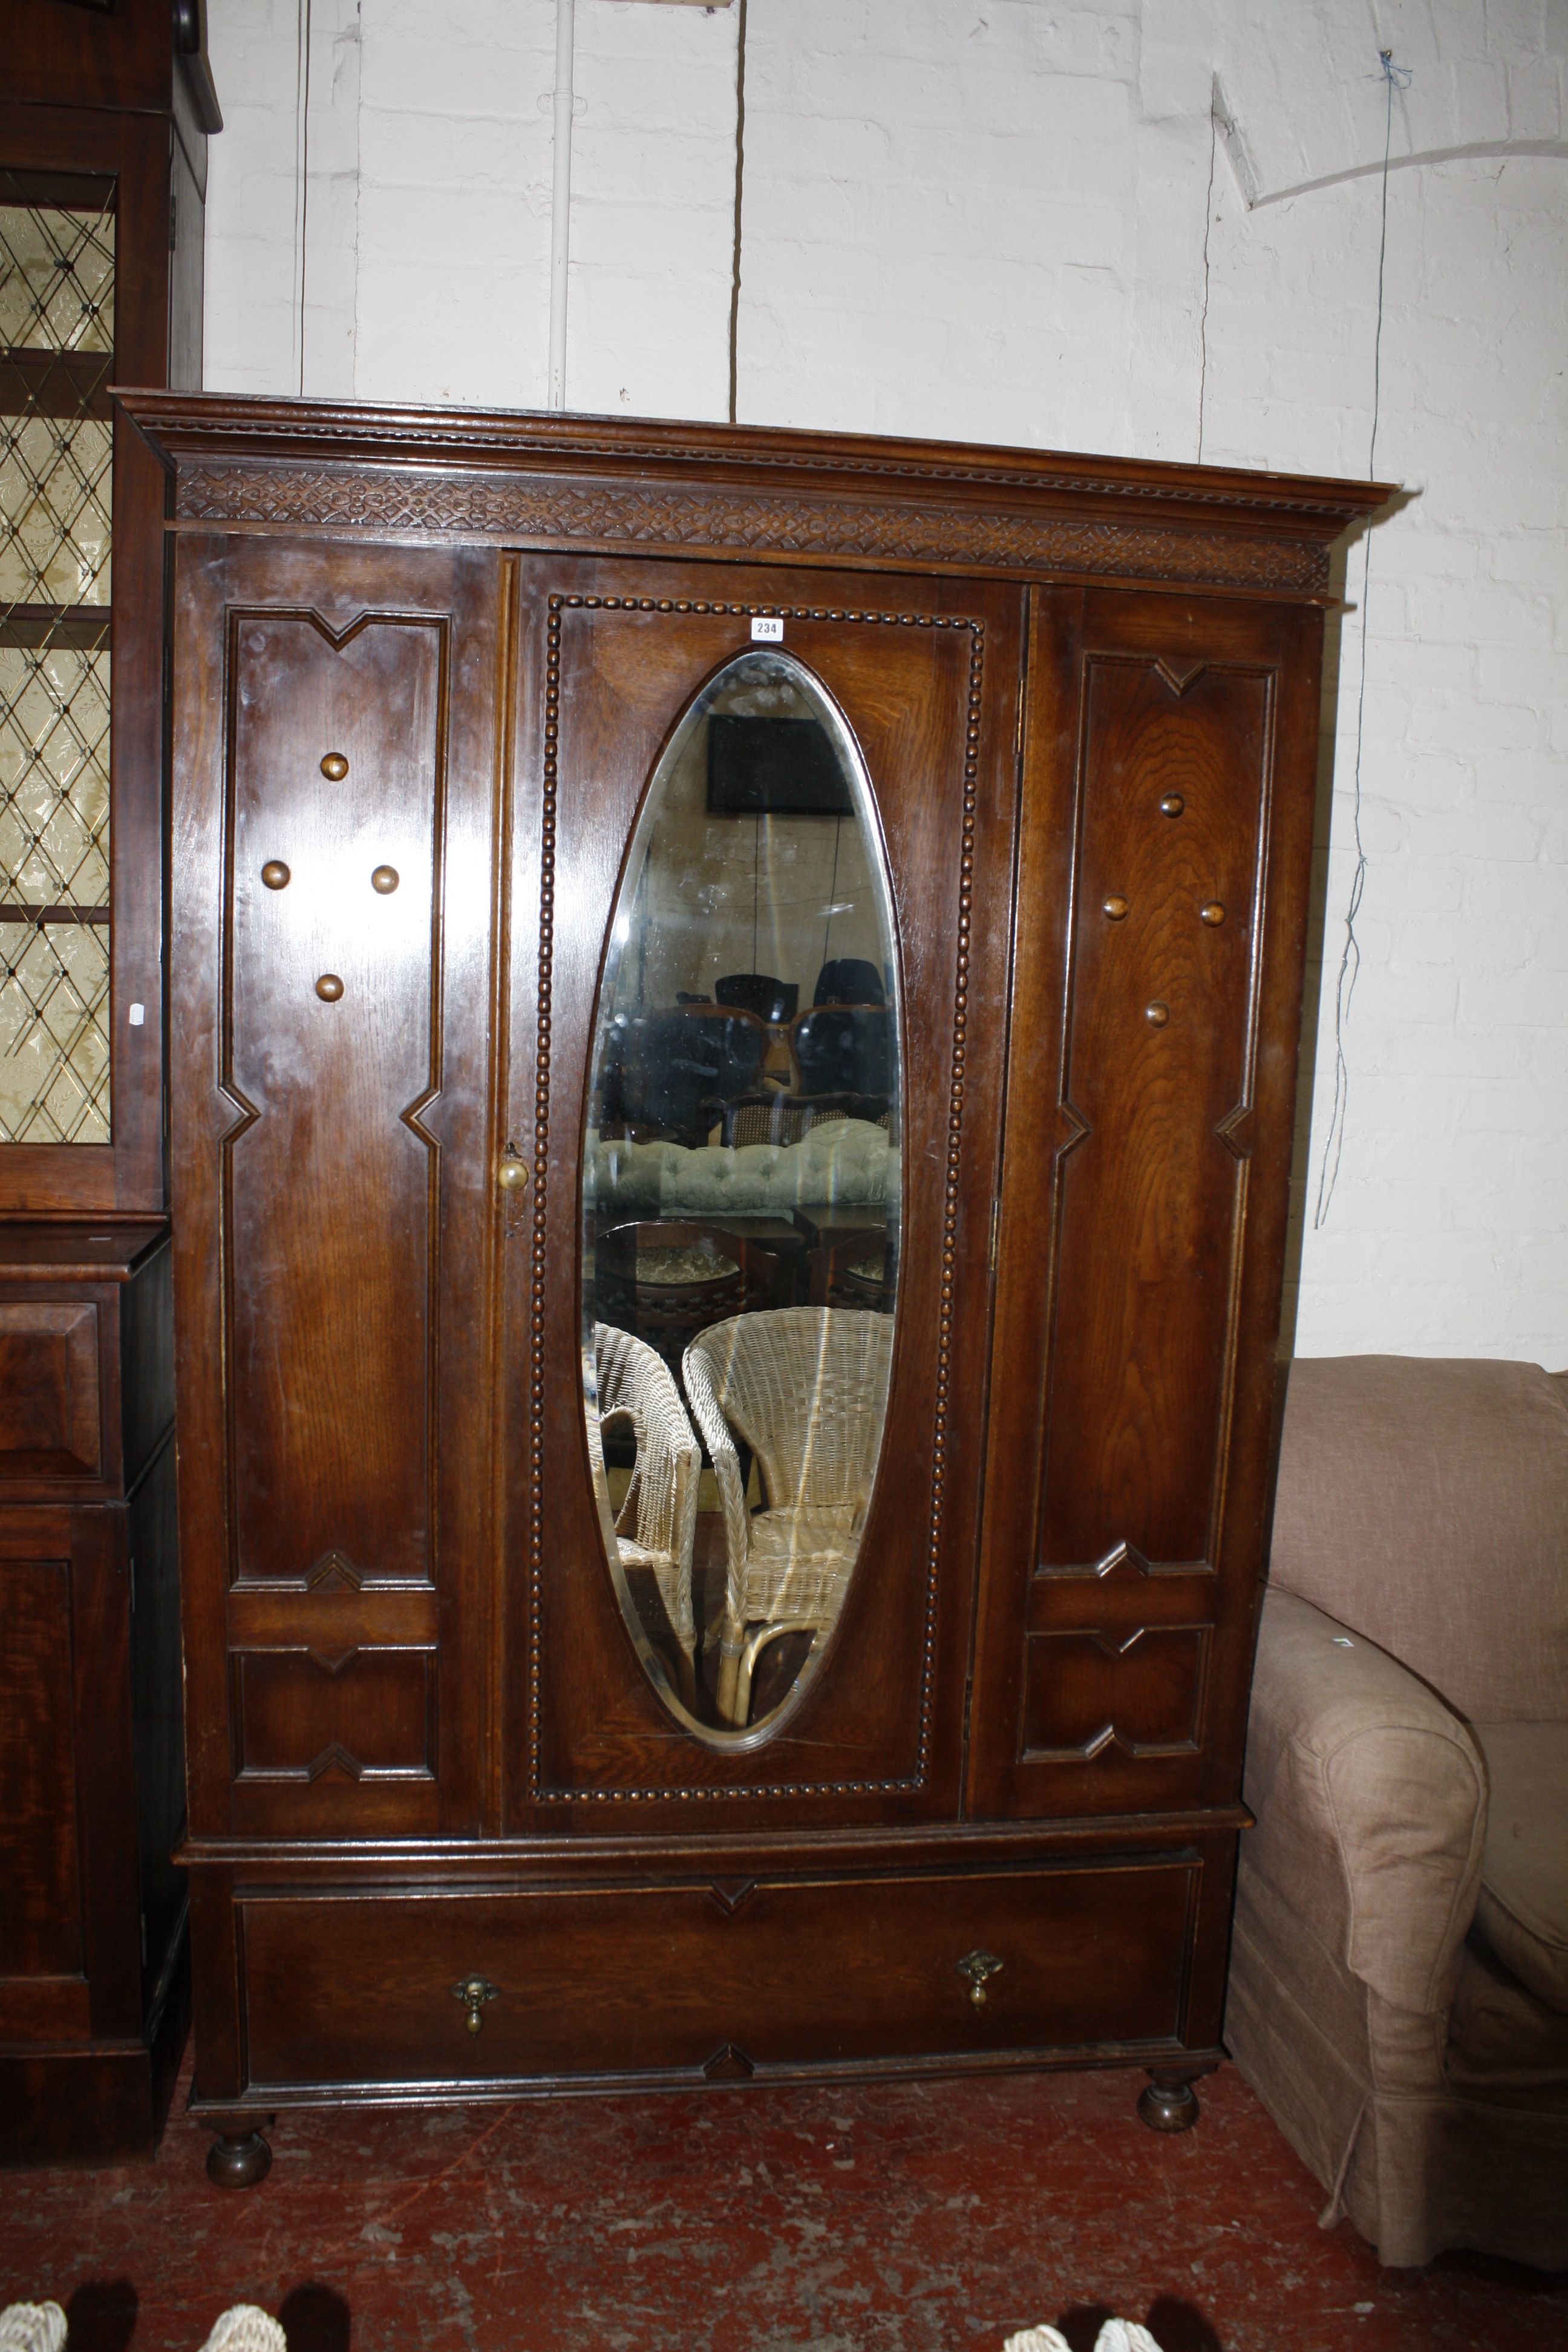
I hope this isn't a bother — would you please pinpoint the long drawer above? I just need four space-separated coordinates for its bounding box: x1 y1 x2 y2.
237 1855 1201 2091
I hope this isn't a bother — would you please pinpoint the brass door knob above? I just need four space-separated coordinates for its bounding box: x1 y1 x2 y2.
497 1158 530 1193
320 752 349 781
451 1975 499 2036
956 1950 1004 2009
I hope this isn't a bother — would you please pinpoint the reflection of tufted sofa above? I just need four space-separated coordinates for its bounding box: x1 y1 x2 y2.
1227 1356 1568 2269
586 1117 897 1220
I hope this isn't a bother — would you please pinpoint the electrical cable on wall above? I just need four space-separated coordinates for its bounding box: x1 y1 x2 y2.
295 0 313 397
1197 93 1217 463
1313 46 1409 1229
728 0 748 426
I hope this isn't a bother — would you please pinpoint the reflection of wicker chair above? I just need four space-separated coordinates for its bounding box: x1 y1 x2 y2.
591 1322 701 1691
682 1307 893 1727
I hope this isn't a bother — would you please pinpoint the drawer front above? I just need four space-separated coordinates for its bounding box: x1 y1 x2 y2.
238 1858 1198 2089
0 1300 103 1483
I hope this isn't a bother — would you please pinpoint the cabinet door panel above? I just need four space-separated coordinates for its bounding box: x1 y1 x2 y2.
0 1554 82 1985
0 1508 139 2045
505 560 1022 1821
227 612 443 1590
171 540 501 1838
970 587 1322 1818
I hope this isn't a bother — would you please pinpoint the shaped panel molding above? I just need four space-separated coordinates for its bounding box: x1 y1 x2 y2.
1035 652 1273 1577
1021 1624 1211 1762
232 1647 436 1782
221 610 448 1590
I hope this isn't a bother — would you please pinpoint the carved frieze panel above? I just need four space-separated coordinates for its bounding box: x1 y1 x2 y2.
174 464 1331 597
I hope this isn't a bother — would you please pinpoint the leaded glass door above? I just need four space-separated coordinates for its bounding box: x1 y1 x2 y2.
0 174 115 1147
0 113 198 1213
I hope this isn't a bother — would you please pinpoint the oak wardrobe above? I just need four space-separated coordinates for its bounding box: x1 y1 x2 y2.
120 392 1385 2183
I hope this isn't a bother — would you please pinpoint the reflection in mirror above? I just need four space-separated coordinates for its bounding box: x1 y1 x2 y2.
582 652 901 1740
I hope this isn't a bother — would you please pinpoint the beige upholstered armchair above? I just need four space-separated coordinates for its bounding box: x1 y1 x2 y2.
1227 1356 1568 2269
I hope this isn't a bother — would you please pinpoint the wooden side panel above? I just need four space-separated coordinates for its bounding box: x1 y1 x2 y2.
0 1555 82 1982
970 587 1323 1819
171 538 503 1840
129 1434 185 1999
120 1235 175 1485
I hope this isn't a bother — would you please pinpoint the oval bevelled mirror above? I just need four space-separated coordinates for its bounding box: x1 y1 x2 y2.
581 650 901 1743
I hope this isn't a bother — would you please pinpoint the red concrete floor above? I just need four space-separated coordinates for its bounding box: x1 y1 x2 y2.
2 2048 1564 2352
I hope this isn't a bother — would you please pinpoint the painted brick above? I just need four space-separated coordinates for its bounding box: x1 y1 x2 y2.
201 0 1567 1361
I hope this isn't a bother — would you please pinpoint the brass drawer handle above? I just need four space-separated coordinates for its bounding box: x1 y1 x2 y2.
451 1974 499 2035
956 1950 1004 2008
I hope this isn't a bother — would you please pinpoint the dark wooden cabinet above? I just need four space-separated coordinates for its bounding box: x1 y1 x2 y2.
120 391 1384 2181
0 1 218 2162
0 1224 184 2161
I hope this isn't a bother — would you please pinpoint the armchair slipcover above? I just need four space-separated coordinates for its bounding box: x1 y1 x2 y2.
1227 1356 1568 2268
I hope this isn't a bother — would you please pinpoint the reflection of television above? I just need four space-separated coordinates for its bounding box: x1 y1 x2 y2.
706 714 854 817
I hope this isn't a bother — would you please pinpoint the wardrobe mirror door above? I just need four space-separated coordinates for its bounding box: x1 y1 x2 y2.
581 650 901 1742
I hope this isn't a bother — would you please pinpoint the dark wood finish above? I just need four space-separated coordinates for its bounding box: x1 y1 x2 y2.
1138 2066 1214 2133
0 2 212 2158
169 539 501 1847
0 1301 102 1477
1 0 188 116
0 15 212 1219
237 1858 1198 2088
125 391 1382 604
0 1551 83 1993
0 1310 185 2163
207 2128 273 2189
121 394 1384 2169
512 563 1019 1818
969 587 1325 1822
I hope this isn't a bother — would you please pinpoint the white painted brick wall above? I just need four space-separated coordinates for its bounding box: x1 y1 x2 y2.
203 0 1568 1364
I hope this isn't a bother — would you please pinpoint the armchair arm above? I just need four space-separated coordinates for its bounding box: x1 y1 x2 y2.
1245 1587 1489 2016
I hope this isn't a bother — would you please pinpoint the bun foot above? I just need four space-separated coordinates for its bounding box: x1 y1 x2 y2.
1138 2072 1201 2133
207 2128 272 2188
